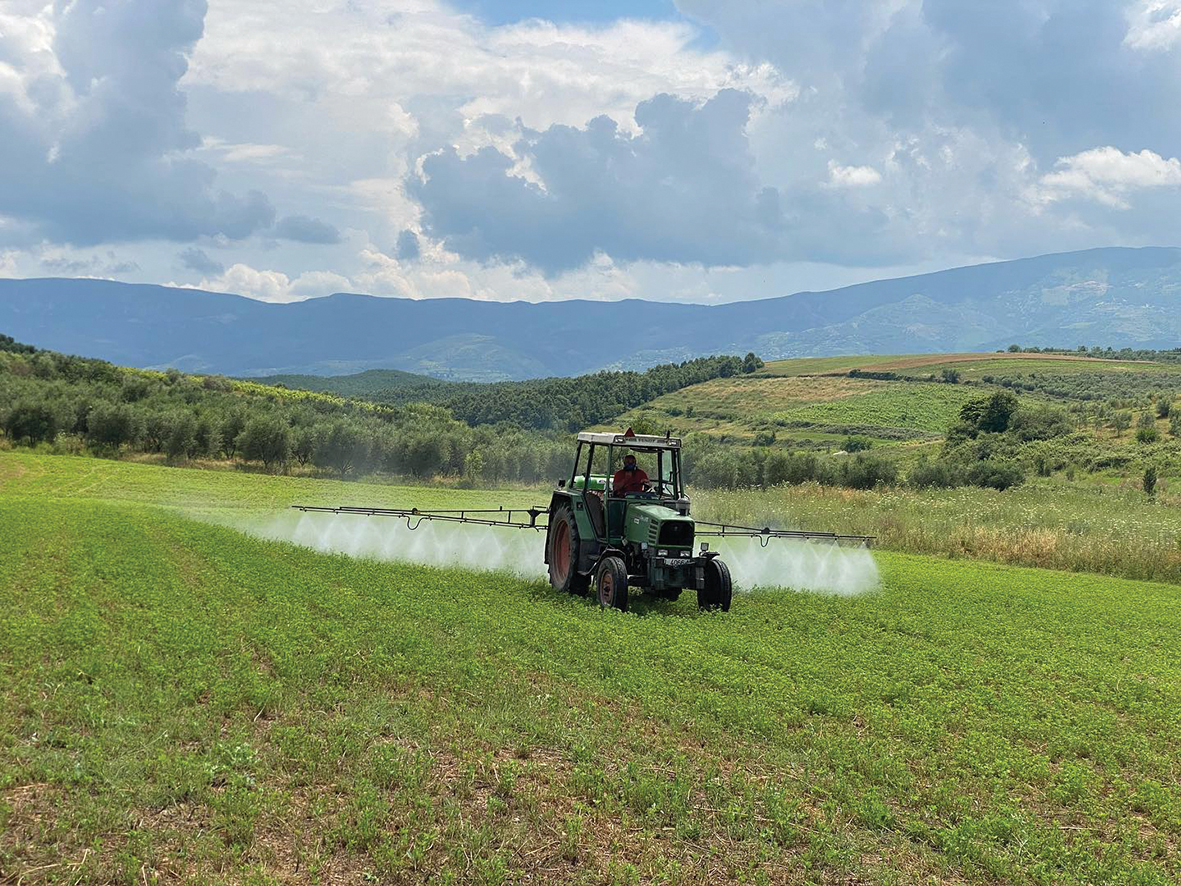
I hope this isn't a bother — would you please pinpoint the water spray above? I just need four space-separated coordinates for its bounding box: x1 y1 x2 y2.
237 508 878 598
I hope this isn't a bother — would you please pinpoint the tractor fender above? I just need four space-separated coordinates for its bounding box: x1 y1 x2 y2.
542 491 569 565
593 547 630 577
545 490 601 574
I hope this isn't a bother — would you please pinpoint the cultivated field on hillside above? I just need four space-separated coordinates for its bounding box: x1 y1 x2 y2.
614 352 1181 458
3 453 1181 883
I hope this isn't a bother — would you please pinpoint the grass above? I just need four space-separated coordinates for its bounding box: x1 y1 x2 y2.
3 453 1181 882
695 479 1181 586
0 450 545 519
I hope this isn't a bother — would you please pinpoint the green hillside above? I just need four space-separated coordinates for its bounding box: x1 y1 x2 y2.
3 452 1181 883
615 351 1181 452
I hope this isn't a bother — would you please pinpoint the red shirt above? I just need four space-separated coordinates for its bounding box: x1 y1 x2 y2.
612 467 649 495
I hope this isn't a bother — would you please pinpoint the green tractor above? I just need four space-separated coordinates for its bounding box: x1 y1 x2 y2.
291 428 872 613
544 429 731 612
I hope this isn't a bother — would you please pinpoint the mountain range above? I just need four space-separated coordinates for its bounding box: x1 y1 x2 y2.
1 246 1178 381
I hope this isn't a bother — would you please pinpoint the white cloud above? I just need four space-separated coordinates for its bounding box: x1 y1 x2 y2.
827 161 883 187
1125 1 1181 51
1035 147 1181 209
199 264 351 303
3 0 1181 303
186 0 793 136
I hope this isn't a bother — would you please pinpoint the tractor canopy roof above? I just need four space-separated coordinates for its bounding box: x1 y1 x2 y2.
577 430 682 450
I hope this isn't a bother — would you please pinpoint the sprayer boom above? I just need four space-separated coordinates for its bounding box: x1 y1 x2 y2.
291 504 549 531
288 427 878 612
693 520 874 547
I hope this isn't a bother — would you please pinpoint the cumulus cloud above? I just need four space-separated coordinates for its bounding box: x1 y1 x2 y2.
412 90 794 272
2 0 1180 299
0 0 274 245
827 162 882 187
1034 147 1181 209
273 215 341 244
0 250 20 278
1126 1 1181 50
199 263 351 302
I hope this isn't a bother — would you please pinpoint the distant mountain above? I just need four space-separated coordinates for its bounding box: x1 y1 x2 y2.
1 246 1179 380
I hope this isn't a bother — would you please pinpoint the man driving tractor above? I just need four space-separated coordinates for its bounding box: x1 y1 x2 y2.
613 452 650 495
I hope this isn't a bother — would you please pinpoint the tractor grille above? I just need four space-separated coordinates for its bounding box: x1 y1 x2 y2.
658 521 693 547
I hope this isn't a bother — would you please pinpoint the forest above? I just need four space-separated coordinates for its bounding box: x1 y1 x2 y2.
262 353 766 430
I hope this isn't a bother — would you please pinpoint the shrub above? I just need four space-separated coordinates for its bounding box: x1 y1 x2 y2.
1010 405 1071 442
965 460 1025 491
907 459 964 489
959 391 1019 436
1143 464 1158 497
1156 397 1171 419
765 451 821 486
835 453 897 490
1136 424 1160 444
842 435 873 452
1171 413 1181 437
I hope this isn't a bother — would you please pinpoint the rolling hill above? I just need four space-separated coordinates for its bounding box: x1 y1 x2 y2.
1 246 1179 380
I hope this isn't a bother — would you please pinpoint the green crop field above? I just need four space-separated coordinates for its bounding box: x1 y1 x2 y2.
613 377 980 447
757 353 1174 380
3 452 1181 883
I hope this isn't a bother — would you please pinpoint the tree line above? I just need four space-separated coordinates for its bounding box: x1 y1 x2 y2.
0 339 766 487
269 353 766 430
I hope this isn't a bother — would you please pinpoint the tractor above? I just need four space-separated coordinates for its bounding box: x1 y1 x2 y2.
292 429 872 613
544 429 730 612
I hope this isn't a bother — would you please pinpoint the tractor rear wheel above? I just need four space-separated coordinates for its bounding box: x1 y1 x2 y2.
595 555 629 612
548 504 589 596
698 557 732 612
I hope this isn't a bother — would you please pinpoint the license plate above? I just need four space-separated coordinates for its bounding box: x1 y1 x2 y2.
663 558 690 567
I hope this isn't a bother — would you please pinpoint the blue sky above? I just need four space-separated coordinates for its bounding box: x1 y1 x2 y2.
0 0 1179 302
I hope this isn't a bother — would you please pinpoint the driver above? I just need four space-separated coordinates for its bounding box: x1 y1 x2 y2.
612 452 649 495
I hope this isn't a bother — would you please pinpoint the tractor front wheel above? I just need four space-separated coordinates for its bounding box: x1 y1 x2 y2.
548 505 589 596
595 556 629 612
698 557 732 612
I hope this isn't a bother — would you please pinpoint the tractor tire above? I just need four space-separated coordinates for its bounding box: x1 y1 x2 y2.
595 555 629 612
698 557 732 612
548 504 589 596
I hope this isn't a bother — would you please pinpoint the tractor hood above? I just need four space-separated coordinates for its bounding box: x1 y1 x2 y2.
625 502 695 548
